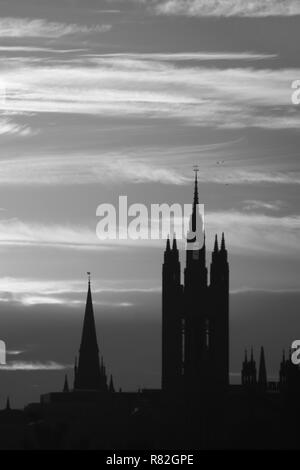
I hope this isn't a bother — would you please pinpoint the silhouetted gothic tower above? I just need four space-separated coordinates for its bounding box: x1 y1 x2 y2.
184 172 208 390
161 171 230 393
162 236 183 391
74 274 108 391
241 348 257 387
209 232 229 389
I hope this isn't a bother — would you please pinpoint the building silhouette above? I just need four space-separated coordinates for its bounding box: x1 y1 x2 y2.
2 170 300 449
241 348 257 387
162 172 229 393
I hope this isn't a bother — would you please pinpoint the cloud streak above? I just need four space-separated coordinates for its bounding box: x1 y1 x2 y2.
148 0 300 17
0 17 111 38
0 361 71 371
0 150 298 187
0 276 159 306
0 118 35 136
0 208 298 258
0 54 298 130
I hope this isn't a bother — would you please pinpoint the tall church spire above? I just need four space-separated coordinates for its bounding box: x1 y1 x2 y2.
75 273 106 391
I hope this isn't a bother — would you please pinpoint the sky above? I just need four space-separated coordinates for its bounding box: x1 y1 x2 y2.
0 0 299 407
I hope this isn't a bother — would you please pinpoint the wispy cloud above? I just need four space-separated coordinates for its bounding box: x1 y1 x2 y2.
0 54 298 129
0 46 88 53
0 118 36 136
0 218 101 250
206 211 300 256
0 208 298 257
0 276 159 306
243 200 283 211
0 17 111 38
0 149 298 187
7 350 25 356
0 361 71 371
92 52 277 61
147 0 300 17
0 152 188 186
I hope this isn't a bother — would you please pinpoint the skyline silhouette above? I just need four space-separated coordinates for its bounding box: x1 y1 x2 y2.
0 0 299 450
0 174 299 449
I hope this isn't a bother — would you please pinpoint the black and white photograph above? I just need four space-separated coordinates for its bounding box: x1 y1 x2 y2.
0 0 299 453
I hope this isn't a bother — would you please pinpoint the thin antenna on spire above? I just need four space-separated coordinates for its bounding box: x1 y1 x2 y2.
193 165 199 180
192 165 199 209
87 272 91 286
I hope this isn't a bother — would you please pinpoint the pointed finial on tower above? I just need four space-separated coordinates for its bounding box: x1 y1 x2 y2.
221 232 226 251
193 165 199 206
6 397 10 411
172 235 177 251
258 346 267 388
214 234 219 252
63 374 69 393
109 375 115 393
87 271 91 287
166 236 171 252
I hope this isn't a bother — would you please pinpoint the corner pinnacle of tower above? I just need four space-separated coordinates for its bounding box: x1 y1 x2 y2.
63 374 69 393
6 397 10 411
166 236 171 252
259 346 265 366
172 235 178 251
221 232 226 251
251 347 254 363
214 234 219 252
109 374 115 393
